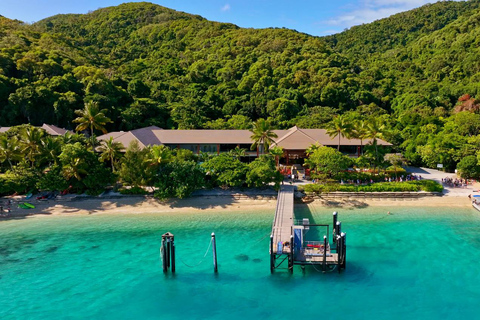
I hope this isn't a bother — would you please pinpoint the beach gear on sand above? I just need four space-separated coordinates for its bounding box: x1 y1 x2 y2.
24 202 35 209
18 202 35 209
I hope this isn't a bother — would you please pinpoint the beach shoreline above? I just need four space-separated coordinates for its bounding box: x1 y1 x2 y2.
0 193 474 219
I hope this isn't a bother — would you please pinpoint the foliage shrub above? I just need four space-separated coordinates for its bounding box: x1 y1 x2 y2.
456 155 480 179
300 180 443 193
154 160 205 199
0 166 40 195
246 155 283 190
119 186 148 195
201 153 248 188
36 165 69 191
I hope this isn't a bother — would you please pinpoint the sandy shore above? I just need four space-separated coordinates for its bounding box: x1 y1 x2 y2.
0 192 474 220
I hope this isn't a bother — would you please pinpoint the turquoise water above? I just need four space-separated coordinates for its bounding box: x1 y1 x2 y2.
1 206 480 319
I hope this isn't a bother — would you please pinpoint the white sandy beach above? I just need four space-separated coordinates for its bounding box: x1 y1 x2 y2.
0 192 473 219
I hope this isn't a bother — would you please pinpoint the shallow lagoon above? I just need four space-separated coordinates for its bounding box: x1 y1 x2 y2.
1 205 480 319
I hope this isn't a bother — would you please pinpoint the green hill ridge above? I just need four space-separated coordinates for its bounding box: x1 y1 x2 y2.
1 1 480 169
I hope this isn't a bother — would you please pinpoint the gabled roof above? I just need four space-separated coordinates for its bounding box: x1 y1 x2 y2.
0 127 10 133
97 131 145 150
271 126 318 150
41 124 72 136
130 126 162 146
97 126 162 150
272 127 391 149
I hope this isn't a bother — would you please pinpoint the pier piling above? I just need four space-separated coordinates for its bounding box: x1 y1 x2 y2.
161 232 175 273
212 232 218 273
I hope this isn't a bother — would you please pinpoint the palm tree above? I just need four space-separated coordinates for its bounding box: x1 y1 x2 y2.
306 143 321 156
365 117 386 173
365 117 386 160
0 135 20 169
325 115 352 150
20 126 45 167
351 119 369 155
73 102 112 137
269 146 284 169
87 134 101 152
62 157 88 181
98 137 123 172
250 119 278 155
145 145 172 167
40 136 63 166
229 146 246 159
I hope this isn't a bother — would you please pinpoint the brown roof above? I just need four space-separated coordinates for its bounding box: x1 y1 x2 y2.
97 126 162 150
98 126 392 150
153 130 253 144
41 124 72 136
130 126 162 146
97 132 144 150
271 127 317 149
272 127 391 149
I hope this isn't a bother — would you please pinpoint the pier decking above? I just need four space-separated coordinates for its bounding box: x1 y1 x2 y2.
271 185 295 254
270 185 346 273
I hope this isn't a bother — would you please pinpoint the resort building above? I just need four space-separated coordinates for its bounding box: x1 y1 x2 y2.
98 126 391 164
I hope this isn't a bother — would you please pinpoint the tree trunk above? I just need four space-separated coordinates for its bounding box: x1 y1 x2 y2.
111 155 115 172
338 133 341 151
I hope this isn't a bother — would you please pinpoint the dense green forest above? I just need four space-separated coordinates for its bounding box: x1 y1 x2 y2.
2 1 480 170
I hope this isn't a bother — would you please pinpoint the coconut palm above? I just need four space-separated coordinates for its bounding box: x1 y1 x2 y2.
365 117 386 160
62 157 88 181
145 145 172 167
73 102 112 137
40 136 63 166
86 134 101 152
269 146 284 169
250 119 278 155
306 143 322 156
229 146 246 159
325 115 352 150
351 119 369 155
98 137 123 172
20 126 45 167
364 117 387 173
0 135 20 169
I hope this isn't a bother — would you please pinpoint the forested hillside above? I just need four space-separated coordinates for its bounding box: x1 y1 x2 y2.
2 1 480 169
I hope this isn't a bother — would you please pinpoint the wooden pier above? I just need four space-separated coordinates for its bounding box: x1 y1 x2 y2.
270 186 346 273
271 185 295 254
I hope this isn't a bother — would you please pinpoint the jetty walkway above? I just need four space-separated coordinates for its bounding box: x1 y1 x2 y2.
270 185 346 273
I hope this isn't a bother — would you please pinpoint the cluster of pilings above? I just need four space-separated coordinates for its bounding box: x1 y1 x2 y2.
161 232 175 273
333 211 347 272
